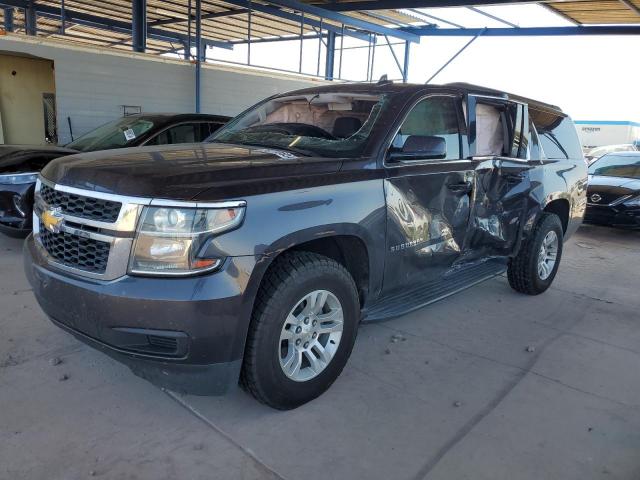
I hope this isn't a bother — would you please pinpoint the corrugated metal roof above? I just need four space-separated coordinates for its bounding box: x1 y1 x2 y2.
1 1 639 56
545 0 640 25
0 1 420 54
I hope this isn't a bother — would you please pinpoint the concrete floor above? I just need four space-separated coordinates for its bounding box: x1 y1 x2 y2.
2 225 640 480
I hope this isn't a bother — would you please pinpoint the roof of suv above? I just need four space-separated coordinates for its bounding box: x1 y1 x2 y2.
284 82 564 116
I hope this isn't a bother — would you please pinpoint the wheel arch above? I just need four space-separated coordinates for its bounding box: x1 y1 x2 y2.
523 192 572 238
543 198 570 234
230 224 381 366
248 225 377 309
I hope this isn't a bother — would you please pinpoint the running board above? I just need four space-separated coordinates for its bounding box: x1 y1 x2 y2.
362 259 508 323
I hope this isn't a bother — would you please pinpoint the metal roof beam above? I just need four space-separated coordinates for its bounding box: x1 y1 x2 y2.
229 32 326 45
221 0 371 41
406 25 640 36
405 9 463 29
0 0 233 49
264 0 420 42
149 7 249 27
317 1 528 11
466 6 519 28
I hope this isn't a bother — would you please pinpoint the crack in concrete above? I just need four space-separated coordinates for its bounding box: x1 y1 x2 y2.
163 390 288 480
363 295 623 479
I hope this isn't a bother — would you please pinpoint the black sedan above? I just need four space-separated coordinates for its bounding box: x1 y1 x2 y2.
585 151 640 228
0 113 229 237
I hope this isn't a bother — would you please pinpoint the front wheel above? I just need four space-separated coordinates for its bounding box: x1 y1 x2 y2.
508 213 564 295
241 252 360 410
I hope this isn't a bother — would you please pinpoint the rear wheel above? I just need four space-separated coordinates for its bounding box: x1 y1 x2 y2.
241 252 359 410
508 213 564 295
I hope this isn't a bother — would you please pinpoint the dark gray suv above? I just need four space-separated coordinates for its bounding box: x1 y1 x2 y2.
24 83 587 409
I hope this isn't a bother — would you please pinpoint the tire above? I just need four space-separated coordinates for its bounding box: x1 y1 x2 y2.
240 251 360 410
508 213 564 295
0 224 31 239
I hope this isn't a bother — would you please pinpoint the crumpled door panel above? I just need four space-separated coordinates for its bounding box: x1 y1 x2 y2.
460 157 533 263
383 168 472 293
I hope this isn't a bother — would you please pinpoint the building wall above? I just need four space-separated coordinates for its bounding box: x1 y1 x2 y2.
575 121 640 149
0 53 56 144
0 34 321 144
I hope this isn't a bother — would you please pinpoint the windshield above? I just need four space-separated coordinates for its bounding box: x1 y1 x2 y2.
67 117 155 152
589 154 640 179
587 144 634 158
208 92 388 158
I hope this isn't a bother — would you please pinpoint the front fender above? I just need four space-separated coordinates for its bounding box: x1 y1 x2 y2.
202 180 387 362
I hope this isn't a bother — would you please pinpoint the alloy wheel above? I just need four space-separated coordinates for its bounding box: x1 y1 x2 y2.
278 290 344 382
537 230 559 280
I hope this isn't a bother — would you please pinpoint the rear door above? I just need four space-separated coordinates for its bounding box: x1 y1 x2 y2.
382 94 475 293
463 94 534 260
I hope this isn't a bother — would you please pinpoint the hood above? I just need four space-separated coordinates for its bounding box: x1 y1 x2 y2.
41 143 344 201
587 175 640 204
0 144 78 172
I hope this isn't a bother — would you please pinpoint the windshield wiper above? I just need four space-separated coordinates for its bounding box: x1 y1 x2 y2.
208 139 313 157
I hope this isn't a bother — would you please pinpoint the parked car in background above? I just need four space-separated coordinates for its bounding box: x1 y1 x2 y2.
24 83 586 409
584 143 638 165
0 113 229 237
585 151 640 228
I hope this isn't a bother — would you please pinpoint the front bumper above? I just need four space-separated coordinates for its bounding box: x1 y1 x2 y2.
584 204 640 229
0 182 34 237
24 234 257 395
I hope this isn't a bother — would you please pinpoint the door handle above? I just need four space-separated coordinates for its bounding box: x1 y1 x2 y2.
447 181 473 193
504 173 524 183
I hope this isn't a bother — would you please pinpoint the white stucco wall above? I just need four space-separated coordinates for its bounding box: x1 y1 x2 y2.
0 34 322 144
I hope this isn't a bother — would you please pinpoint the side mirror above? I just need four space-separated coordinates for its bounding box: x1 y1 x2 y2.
388 135 447 161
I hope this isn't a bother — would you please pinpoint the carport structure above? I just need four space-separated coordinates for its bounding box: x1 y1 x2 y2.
1 1 639 109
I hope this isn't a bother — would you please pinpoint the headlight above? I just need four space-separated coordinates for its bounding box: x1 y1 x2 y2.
623 195 640 208
129 204 245 276
0 172 39 185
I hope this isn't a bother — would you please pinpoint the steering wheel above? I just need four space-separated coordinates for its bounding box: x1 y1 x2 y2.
244 123 336 140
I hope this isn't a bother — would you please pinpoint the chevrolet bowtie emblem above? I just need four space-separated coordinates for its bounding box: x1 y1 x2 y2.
41 207 64 233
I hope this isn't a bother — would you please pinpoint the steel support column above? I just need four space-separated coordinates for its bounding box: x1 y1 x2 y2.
325 30 336 80
60 0 65 34
195 0 202 113
132 0 147 53
403 40 410 83
3 7 13 31
185 0 192 59
24 0 36 35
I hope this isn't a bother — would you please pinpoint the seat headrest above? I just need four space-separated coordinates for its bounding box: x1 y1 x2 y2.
333 117 362 138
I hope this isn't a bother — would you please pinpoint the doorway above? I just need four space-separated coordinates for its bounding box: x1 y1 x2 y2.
0 53 56 145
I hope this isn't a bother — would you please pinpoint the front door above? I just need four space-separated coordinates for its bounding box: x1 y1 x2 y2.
382 94 474 294
462 95 534 261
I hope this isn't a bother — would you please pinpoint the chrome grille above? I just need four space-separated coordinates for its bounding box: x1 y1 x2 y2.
40 183 122 223
39 221 110 274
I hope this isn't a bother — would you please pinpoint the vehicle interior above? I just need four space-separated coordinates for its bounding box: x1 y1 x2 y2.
243 93 382 139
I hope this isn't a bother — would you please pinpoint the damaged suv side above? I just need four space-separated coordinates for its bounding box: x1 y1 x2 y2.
24 83 587 409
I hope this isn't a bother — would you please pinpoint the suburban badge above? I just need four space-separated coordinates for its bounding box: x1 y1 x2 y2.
41 207 64 234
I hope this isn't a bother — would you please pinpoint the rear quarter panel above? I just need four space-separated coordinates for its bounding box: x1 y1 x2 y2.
526 157 587 240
